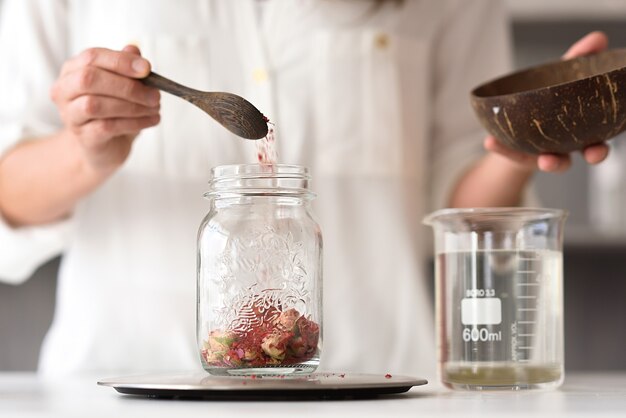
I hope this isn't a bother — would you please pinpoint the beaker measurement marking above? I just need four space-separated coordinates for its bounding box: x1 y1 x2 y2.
516 275 538 280
516 295 537 299
518 308 538 312
517 270 537 273
518 321 537 324
516 283 540 286
463 327 502 342
518 346 534 350
518 333 535 337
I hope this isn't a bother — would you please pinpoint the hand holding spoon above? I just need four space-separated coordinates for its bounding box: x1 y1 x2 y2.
142 72 268 139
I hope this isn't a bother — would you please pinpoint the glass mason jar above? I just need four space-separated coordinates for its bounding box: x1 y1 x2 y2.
197 164 323 376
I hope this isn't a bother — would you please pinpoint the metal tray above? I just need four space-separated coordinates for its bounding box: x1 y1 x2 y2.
98 372 427 400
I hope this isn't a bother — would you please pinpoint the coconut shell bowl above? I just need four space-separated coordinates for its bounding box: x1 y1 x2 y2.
471 48 626 154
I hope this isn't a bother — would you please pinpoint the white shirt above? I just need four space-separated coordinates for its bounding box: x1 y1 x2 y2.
0 0 511 379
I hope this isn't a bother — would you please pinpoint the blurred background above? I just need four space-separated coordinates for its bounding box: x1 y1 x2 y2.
1 0 626 372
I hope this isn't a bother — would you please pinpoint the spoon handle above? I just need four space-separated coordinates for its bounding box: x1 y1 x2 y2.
141 72 197 99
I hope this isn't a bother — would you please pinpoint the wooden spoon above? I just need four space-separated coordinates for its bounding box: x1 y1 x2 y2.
142 72 268 140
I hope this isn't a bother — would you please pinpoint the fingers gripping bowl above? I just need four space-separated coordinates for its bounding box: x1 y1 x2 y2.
471 48 626 154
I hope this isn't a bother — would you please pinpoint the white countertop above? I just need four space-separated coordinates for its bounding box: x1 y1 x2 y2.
1 372 625 417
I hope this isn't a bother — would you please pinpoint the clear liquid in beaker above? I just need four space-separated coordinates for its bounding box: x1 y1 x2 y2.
437 249 563 390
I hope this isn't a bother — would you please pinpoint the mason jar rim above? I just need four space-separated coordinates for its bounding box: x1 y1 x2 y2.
210 164 310 180
205 164 314 199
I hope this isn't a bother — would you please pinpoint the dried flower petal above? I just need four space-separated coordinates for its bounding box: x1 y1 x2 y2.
297 316 320 351
208 330 237 352
275 308 300 332
288 336 307 358
261 331 293 360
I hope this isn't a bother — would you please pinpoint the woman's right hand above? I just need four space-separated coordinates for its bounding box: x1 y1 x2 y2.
50 45 160 175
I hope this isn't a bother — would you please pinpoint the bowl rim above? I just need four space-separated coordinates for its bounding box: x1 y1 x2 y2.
471 47 626 100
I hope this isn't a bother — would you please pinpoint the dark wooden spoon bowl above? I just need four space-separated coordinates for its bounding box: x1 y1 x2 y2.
471 48 626 154
142 72 268 140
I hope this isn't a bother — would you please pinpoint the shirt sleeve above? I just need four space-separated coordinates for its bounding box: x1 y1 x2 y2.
0 0 73 284
427 0 520 211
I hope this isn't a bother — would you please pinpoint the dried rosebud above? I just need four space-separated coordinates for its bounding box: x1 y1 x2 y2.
208 330 237 352
297 316 320 351
275 308 301 332
223 349 243 367
261 331 293 361
288 336 307 358
266 356 283 365
204 349 225 365
243 348 260 361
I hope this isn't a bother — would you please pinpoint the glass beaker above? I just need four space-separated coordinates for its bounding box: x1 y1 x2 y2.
424 208 566 390
197 164 323 376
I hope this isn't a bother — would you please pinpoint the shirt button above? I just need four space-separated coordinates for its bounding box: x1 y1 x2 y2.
374 33 389 49
252 68 268 84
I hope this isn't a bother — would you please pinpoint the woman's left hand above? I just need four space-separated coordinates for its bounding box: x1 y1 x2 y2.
485 31 611 173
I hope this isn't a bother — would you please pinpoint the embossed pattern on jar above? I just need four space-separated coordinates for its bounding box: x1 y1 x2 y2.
197 165 323 376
